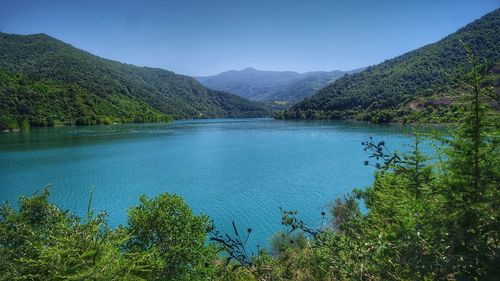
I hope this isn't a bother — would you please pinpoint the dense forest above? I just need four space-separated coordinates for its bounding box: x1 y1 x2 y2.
277 9 500 123
196 68 362 104
0 33 267 130
1 53 498 280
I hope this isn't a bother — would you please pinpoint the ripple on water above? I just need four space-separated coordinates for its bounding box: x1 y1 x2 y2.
0 119 421 249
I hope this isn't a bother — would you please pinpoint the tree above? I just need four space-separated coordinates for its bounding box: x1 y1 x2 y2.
439 50 500 278
126 193 216 281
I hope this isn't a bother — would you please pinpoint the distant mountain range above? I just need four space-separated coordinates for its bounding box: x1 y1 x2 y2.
1 9 497 130
280 9 500 123
0 33 266 130
195 67 364 103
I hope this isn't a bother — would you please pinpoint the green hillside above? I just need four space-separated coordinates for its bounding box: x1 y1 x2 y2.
0 33 266 130
279 9 500 123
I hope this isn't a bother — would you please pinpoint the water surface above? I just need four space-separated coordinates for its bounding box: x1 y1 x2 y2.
1 118 416 249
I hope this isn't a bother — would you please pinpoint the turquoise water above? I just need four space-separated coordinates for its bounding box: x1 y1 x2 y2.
1 118 416 249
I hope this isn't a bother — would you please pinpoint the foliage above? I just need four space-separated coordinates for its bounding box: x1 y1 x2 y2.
1 47 499 281
0 190 218 281
281 9 500 123
0 69 173 130
213 52 500 280
127 194 217 281
0 33 267 130
269 230 307 258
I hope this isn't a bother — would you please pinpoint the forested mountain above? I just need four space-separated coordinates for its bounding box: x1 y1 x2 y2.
196 67 362 103
2 57 498 279
279 9 500 123
0 33 266 130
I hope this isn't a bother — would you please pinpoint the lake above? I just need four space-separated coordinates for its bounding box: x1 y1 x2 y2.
0 118 416 250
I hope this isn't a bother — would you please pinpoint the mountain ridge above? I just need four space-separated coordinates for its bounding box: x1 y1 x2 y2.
0 32 267 130
195 67 363 103
279 9 500 123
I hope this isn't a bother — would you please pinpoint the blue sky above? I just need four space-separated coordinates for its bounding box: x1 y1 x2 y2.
0 0 498 76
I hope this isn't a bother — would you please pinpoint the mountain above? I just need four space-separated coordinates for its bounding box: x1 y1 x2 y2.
279 9 500 123
0 33 266 130
195 67 362 103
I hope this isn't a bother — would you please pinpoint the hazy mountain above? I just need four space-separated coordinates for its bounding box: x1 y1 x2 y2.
196 67 362 103
0 33 266 130
280 9 500 123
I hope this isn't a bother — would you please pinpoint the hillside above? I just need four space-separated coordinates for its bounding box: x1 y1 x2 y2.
196 67 361 103
279 9 500 123
0 33 266 130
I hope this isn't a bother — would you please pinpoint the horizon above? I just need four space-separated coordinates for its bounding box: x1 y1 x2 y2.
1 0 498 76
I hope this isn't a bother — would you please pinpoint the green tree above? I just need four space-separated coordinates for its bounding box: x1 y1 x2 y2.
438 51 500 278
127 193 216 281
0 190 220 281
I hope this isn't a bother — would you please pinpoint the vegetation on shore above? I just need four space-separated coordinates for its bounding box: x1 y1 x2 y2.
1 52 498 280
278 9 499 124
0 33 267 131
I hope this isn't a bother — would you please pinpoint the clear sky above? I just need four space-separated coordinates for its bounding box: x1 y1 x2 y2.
0 0 498 76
